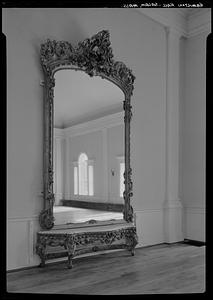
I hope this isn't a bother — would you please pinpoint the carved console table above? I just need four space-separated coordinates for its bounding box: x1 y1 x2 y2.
36 223 138 269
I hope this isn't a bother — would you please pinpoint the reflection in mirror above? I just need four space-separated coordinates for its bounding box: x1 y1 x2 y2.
53 69 125 226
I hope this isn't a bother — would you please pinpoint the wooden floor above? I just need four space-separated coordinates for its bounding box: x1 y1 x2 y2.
7 243 205 294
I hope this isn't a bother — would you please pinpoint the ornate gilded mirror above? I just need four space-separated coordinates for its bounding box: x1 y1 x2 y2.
39 30 135 230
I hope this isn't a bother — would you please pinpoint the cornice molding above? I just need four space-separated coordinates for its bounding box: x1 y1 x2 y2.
135 8 211 38
54 128 65 138
187 8 211 37
187 7 209 18
135 8 187 36
62 111 124 138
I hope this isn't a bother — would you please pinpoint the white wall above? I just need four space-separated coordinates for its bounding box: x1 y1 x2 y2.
4 8 203 270
107 124 124 203
180 31 207 242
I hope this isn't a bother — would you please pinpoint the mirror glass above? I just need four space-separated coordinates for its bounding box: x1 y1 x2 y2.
53 69 125 226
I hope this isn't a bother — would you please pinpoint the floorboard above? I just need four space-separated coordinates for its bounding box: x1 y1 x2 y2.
7 243 205 294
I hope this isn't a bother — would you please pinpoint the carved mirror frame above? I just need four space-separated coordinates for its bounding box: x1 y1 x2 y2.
39 30 135 230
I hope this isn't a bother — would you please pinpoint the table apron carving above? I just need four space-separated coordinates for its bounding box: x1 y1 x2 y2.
36 226 138 268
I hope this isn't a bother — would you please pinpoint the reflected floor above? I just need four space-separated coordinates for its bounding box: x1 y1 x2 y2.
53 206 123 225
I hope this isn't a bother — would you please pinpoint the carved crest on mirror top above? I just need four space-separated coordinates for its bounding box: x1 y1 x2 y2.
39 30 135 230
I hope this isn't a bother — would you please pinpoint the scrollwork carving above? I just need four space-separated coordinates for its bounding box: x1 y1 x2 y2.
88 219 97 224
40 30 135 94
123 101 133 122
76 30 114 77
39 207 55 230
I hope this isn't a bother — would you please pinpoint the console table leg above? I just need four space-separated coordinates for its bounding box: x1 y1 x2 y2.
36 243 46 268
39 257 46 267
131 248 135 256
126 229 138 257
66 241 75 269
67 255 73 269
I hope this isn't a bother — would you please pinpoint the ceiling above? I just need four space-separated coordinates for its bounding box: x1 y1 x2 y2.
54 70 124 128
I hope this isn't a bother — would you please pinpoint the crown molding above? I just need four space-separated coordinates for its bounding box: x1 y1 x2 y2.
63 111 124 138
54 128 65 138
135 7 211 38
177 8 194 17
187 7 209 18
187 8 211 37
135 8 188 36
54 112 124 138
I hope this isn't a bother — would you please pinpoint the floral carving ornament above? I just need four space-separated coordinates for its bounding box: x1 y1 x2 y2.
40 30 135 95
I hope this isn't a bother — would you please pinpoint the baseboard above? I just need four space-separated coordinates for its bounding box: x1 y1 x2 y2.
183 239 206 247
8 241 201 273
7 248 127 273
61 199 124 212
